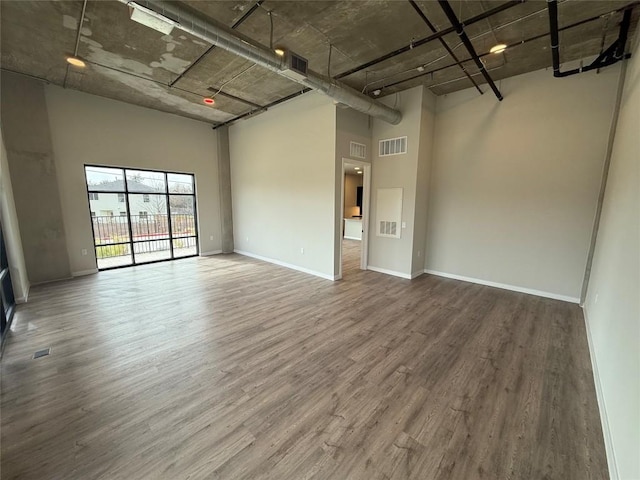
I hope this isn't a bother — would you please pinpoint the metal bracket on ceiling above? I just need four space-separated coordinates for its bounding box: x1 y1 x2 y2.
548 0 633 78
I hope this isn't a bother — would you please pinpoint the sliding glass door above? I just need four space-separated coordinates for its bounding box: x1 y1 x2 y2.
85 166 198 270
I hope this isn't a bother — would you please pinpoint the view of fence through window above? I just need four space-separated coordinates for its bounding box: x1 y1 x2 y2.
85 166 198 269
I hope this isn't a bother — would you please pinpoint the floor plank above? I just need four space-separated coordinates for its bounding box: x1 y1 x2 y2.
0 244 608 479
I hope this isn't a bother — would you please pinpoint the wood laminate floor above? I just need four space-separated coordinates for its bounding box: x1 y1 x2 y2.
1 245 607 479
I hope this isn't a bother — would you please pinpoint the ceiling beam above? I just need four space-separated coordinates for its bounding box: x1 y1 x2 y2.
334 0 525 80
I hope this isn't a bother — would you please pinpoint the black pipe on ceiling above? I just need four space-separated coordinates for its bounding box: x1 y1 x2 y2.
334 0 525 80
407 0 483 95
548 0 633 78
212 88 313 130
437 0 503 100
169 0 265 88
379 6 619 92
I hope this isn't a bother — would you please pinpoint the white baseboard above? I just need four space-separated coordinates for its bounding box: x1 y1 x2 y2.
200 250 223 256
343 236 362 241
234 250 337 281
367 265 413 279
72 268 98 277
423 269 580 303
583 307 619 480
16 284 30 304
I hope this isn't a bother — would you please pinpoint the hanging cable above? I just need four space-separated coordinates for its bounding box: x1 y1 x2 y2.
268 10 274 50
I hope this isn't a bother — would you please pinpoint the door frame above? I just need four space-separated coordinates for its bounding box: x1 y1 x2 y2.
338 157 371 279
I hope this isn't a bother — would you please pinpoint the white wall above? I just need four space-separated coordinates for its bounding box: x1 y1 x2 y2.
425 64 621 301
0 130 29 302
44 85 222 275
368 86 426 278
583 32 640 480
229 92 337 279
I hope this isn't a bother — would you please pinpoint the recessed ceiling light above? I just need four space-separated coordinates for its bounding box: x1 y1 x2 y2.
357 171 363 174
490 44 507 54
372 89 381 96
417 66 425 72
66 56 86 68
354 167 360 170
274 48 285 57
203 97 215 106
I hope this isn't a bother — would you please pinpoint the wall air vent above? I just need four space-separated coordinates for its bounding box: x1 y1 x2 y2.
281 51 309 81
379 221 397 236
375 188 403 239
350 142 366 159
379 136 407 157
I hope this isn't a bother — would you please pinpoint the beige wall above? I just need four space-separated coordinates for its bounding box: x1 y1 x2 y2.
344 174 362 218
425 64 621 301
369 86 427 278
44 85 222 275
229 92 337 279
335 107 371 276
411 90 436 276
0 129 29 302
583 32 640 480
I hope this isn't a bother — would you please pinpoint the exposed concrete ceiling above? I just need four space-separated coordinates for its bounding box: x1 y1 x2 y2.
1 1 638 126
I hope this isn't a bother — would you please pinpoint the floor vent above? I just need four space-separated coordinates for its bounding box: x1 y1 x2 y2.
33 348 51 359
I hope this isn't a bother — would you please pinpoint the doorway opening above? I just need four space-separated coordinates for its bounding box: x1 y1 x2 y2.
84 166 199 270
339 158 371 279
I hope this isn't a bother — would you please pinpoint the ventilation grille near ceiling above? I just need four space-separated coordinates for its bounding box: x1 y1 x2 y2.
350 142 366 159
379 136 407 156
379 221 397 236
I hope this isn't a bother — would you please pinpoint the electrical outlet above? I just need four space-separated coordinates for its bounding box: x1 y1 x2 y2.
301 247 304 254
594 293 599 304
209 235 213 241
81 249 88 256
402 222 406 229
417 250 421 257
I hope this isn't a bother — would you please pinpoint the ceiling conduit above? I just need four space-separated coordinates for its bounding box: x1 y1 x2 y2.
547 0 633 77
437 0 504 101
118 0 402 125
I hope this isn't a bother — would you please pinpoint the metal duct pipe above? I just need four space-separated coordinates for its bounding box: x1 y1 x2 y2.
119 0 402 124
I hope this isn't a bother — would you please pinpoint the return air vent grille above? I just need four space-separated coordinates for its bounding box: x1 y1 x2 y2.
379 221 397 236
376 188 402 239
379 136 407 156
350 142 366 159
290 54 308 75
281 51 309 81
